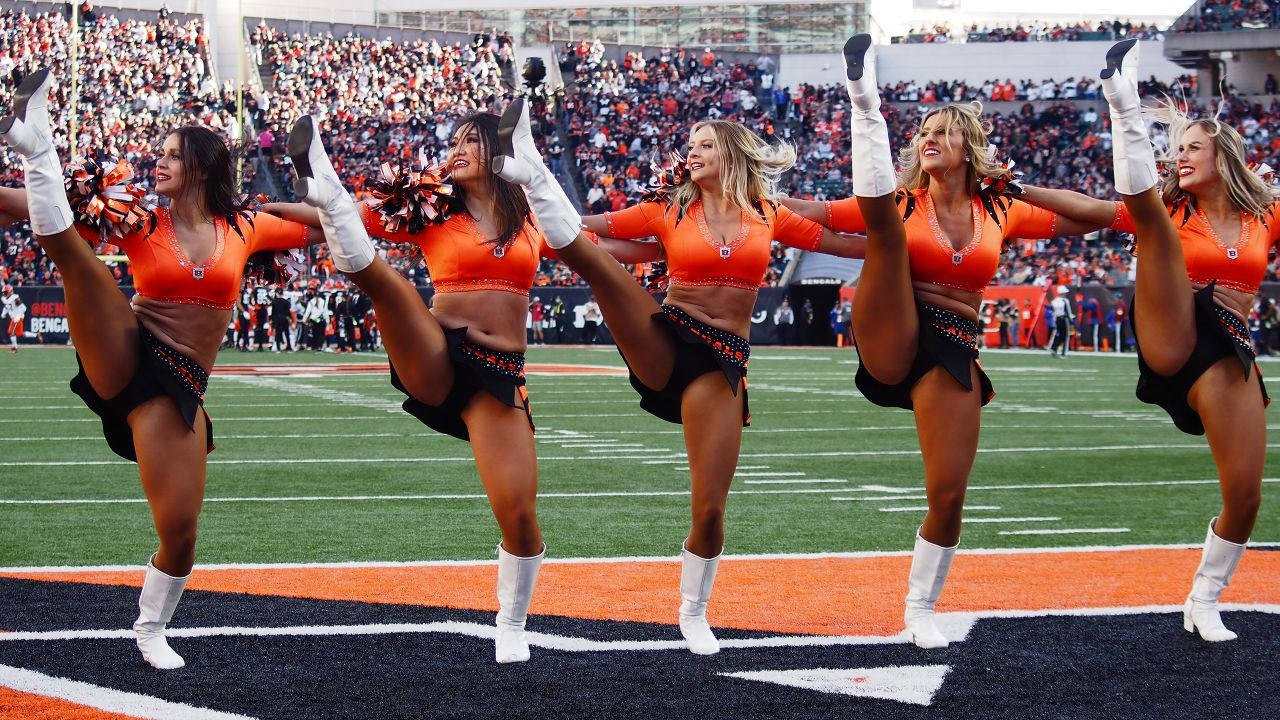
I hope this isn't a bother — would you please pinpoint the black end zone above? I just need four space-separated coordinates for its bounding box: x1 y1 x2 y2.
2 578 1277 720
843 35 873 83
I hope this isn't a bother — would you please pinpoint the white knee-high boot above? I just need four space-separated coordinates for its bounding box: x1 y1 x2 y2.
495 543 544 663
1184 517 1246 642
904 530 956 649
491 98 581 249
134 555 190 670
679 545 721 655
1100 39 1159 196
287 115 375 273
842 35 897 199
0 68 73 236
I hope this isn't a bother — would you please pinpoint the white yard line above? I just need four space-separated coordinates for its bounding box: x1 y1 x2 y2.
0 664 255 720
998 528 1131 536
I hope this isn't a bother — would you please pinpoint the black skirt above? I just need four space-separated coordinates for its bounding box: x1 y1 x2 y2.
69 326 214 462
1134 283 1270 436
855 303 995 410
622 304 751 426
390 326 532 441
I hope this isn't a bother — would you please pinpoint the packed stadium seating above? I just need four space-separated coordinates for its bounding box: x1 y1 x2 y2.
3 6 1280 294
1172 0 1280 33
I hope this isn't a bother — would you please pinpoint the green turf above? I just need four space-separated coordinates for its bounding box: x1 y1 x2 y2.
0 345 1275 566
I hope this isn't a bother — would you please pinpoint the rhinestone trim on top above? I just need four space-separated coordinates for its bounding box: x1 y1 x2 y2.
922 193 983 265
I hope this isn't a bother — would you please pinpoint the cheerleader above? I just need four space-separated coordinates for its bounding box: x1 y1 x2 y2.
0 68 316 668
488 99 863 654
267 112 550 663
782 36 1108 648
1016 40 1275 641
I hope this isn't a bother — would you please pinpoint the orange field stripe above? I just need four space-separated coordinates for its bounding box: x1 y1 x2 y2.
0 686 139 720
4 549 1278 637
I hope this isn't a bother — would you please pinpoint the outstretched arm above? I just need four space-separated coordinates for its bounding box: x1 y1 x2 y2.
1021 185 1120 233
814 229 866 259
780 197 828 224
261 201 321 228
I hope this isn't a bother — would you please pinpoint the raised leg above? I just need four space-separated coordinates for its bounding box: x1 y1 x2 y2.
1101 40 1194 375
843 35 917 383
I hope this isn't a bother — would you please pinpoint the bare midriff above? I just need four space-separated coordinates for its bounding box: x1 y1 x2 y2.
1193 282 1253 324
664 284 758 338
431 289 532 353
130 296 232 372
912 281 983 323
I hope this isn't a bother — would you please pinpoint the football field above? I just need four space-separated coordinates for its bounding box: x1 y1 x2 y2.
0 345 1277 718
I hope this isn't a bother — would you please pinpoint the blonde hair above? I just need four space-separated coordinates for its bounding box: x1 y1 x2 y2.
897 102 1006 194
1148 103 1277 220
668 120 797 222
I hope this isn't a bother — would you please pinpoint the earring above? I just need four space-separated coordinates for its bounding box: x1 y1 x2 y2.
964 156 971 162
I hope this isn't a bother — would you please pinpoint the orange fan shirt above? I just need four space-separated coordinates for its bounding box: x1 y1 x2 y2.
602 200 823 291
824 190 1062 292
361 204 551 296
1111 200 1280 294
79 209 311 309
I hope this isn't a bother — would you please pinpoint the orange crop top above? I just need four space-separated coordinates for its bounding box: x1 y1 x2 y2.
1111 201 1280 294
602 200 823 291
823 191 1061 292
361 204 551 296
78 209 311 309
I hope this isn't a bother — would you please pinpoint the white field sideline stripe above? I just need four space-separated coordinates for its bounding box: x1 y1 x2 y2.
733 472 807 477
0 664 254 720
6 478 1280 503
999 528 1131 535
961 517 1060 524
880 505 1001 512
0 622 916 651
4 605 1279 650
5 543 1278 574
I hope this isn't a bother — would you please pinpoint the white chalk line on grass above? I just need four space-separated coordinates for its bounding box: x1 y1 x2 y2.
880 505 1001 512
217 375 403 413
5 478 1278 506
961 517 1060 524
0 664 254 720
3 543 1278 574
742 479 849 485
0 433 415 442
999 528 1131 536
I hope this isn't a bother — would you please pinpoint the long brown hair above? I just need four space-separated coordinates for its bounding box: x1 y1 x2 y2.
449 112 533 249
168 126 249 225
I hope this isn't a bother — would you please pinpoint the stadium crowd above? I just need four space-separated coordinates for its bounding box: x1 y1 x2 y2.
1173 0 1280 32
899 20 1164 43
3 7 1280 301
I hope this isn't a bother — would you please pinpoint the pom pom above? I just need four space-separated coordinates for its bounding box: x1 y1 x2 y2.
977 145 1025 199
641 152 689 204
64 157 157 244
365 149 453 235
